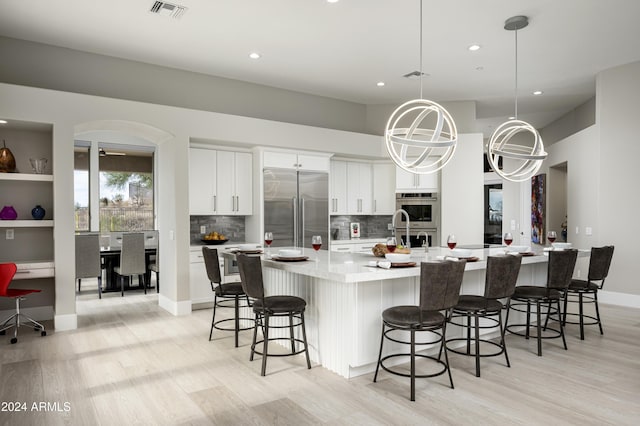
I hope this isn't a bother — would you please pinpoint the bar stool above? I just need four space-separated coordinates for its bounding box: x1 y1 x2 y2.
373 260 466 401
202 247 253 347
505 249 578 356
446 254 522 377
236 254 311 376
563 246 614 340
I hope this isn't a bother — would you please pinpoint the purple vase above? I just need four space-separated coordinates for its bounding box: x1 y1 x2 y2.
0 206 18 220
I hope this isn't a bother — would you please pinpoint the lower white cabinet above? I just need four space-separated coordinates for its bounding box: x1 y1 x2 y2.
189 249 215 306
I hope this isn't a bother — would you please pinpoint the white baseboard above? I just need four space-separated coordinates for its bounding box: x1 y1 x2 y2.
599 290 640 309
54 313 78 331
0 306 54 322
158 294 192 316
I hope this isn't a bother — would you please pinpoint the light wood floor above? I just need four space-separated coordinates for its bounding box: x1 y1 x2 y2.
1 283 639 426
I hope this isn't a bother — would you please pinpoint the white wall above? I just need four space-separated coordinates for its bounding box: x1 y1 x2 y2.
440 133 484 246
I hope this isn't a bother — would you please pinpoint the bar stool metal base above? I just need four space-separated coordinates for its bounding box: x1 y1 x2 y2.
506 299 566 356
209 294 253 347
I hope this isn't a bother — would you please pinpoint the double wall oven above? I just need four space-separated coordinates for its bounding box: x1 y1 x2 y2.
395 193 440 248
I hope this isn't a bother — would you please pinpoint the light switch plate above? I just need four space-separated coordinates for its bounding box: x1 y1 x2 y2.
6 229 14 240
387 223 393 230
585 226 592 236
200 225 206 234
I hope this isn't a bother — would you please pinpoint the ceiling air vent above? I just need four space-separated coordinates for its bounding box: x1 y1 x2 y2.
403 71 429 79
149 1 187 19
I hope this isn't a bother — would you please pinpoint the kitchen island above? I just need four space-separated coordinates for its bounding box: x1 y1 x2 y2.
258 246 587 378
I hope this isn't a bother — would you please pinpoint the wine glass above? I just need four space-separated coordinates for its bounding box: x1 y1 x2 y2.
447 234 457 250
312 235 322 261
264 232 273 257
503 232 513 247
386 236 397 253
547 230 557 246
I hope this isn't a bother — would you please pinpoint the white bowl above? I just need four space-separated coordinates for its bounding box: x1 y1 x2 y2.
278 249 302 258
552 242 572 250
508 245 530 253
385 253 411 263
238 243 258 251
450 248 472 258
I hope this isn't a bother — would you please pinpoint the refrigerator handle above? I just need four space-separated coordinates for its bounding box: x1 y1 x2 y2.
293 197 298 247
301 198 305 247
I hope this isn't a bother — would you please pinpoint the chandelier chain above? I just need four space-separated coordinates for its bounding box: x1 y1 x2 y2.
514 28 518 119
419 0 423 99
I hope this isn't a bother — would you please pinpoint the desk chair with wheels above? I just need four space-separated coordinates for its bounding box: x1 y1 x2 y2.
0 263 47 344
236 253 311 376
563 245 614 340
75 233 103 299
202 247 252 347
447 254 522 377
506 249 578 356
373 259 466 401
113 233 146 296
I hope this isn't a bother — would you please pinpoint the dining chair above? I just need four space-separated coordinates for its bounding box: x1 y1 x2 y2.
505 249 578 356
113 233 146 296
563 246 614 339
75 233 103 299
446 254 522 377
236 253 311 376
0 263 47 344
373 259 466 401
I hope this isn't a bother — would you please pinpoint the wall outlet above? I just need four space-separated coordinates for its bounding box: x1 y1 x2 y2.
6 229 14 240
387 223 393 230
575 226 580 234
200 225 206 234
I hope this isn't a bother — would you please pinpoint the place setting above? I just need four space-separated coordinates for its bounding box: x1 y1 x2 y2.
503 232 536 256
366 237 418 268
440 234 480 262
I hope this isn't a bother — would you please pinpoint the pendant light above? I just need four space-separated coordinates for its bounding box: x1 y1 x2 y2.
385 0 458 175
487 15 547 182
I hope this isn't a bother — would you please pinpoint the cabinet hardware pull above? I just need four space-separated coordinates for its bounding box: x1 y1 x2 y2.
213 195 217 212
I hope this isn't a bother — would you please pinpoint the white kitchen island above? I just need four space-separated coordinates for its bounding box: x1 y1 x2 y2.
259 246 586 378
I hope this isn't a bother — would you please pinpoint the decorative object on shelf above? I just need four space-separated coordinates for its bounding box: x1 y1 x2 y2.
487 16 547 182
0 205 18 220
0 140 17 173
384 0 457 175
31 205 46 220
29 158 48 174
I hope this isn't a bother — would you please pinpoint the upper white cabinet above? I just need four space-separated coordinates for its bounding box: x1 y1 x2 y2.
372 163 395 215
347 162 372 214
263 151 330 172
395 166 438 193
189 148 252 215
330 160 348 215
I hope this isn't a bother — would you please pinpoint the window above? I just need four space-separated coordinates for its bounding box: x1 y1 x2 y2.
74 146 90 232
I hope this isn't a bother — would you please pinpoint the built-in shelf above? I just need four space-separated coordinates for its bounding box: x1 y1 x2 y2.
0 220 54 228
0 173 53 182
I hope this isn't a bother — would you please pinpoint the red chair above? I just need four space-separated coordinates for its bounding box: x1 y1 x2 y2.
0 263 47 344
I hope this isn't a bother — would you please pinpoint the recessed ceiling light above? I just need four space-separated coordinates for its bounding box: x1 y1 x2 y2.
475 66 484 71
248 52 261 60
376 82 385 87
327 0 340 3
0 120 7 124
468 44 481 51
533 90 543 95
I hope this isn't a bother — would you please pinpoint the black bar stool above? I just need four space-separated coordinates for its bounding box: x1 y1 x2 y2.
447 254 522 377
373 260 466 401
506 249 578 356
563 246 614 340
236 253 311 376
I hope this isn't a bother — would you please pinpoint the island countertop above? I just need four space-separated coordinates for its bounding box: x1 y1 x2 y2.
257 246 583 283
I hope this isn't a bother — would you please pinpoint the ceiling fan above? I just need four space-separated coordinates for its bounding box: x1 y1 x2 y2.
99 148 126 157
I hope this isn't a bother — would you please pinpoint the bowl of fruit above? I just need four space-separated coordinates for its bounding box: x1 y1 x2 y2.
201 231 229 245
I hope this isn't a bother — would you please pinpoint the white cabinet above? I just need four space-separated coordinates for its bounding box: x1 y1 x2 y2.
330 160 348 215
189 148 252 215
372 163 395 215
347 162 372 214
263 151 330 172
189 248 214 306
395 166 438 193
330 238 385 253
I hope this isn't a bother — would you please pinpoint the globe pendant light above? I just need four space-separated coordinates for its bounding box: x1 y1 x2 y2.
385 0 458 175
487 16 547 182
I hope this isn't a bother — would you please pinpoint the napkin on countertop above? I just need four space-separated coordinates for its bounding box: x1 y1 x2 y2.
367 260 391 269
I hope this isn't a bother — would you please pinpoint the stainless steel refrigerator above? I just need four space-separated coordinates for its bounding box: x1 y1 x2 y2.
263 168 328 249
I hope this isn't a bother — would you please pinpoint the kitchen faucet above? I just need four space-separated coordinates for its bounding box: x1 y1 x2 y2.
416 231 429 252
392 209 410 249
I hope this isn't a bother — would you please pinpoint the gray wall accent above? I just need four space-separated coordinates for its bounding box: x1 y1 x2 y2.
540 97 596 145
190 216 245 245
0 36 369 135
330 215 392 240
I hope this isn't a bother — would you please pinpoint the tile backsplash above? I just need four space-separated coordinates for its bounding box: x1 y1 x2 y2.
330 215 392 240
190 216 245 245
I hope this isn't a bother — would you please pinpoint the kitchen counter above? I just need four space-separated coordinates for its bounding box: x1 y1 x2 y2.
258 246 588 378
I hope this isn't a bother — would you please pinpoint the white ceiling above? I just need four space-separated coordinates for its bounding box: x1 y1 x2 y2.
1 0 639 134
